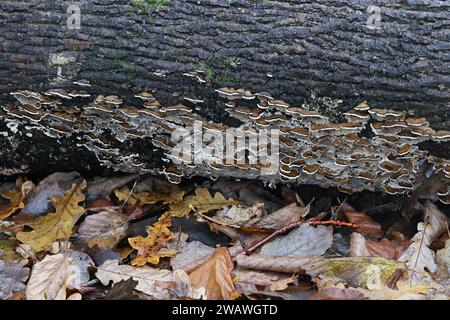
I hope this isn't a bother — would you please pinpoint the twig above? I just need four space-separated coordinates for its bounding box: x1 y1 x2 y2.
120 178 138 209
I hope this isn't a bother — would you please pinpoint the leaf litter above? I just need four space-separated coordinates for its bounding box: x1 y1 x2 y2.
0 172 448 300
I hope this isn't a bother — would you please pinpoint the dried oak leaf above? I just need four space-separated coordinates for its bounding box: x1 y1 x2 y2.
0 259 29 300
399 201 449 276
17 180 87 252
26 251 93 300
128 212 176 266
305 257 405 290
350 232 410 260
189 247 238 300
95 259 204 299
168 188 238 217
260 224 333 257
344 211 383 238
0 187 24 221
78 210 128 249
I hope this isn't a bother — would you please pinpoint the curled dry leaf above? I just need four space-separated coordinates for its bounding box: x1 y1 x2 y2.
0 259 29 300
350 232 410 260
95 259 204 299
26 251 93 300
399 201 449 281
87 174 138 199
189 247 237 300
344 211 383 238
78 210 128 249
260 224 333 257
17 180 87 252
169 188 238 217
128 213 176 266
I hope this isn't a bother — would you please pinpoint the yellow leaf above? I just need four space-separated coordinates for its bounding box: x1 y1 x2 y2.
16 180 87 252
169 188 238 217
128 213 176 266
0 188 24 221
189 247 238 300
114 186 185 207
114 187 139 206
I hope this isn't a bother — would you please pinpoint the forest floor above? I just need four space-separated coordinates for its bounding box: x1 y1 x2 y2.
0 172 449 300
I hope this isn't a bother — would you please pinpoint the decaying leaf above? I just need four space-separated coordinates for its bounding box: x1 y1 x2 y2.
0 239 22 262
17 180 87 252
128 213 176 266
260 224 333 257
350 232 410 260
344 211 383 238
0 187 24 221
170 240 215 272
305 257 405 290
78 210 128 249
355 280 429 300
399 201 449 282
169 188 238 217
87 174 138 199
436 239 450 279
189 247 237 300
26 251 93 300
0 259 29 299
105 278 141 300
214 202 266 226
233 269 296 294
95 259 204 299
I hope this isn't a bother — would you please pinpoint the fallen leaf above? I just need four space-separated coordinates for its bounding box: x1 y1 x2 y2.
233 269 296 294
436 239 450 279
95 259 203 299
0 187 24 221
355 280 429 300
105 278 141 300
78 211 128 249
114 187 140 206
0 259 29 299
189 247 237 300
128 213 176 266
305 257 405 290
22 172 80 216
344 211 383 238
169 188 238 217
26 251 93 300
0 239 22 262
87 174 138 199
308 287 366 300
260 224 333 257
17 180 87 252
170 240 215 272
350 232 410 260
235 254 321 273
86 247 120 266
399 201 449 283
214 202 266 226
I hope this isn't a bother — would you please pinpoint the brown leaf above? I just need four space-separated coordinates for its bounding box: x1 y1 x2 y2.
128 213 176 266
189 247 237 300
350 232 410 260
233 269 296 294
235 254 321 273
309 287 366 300
344 211 383 238
260 224 333 257
0 187 24 221
170 240 215 272
0 259 29 300
87 174 138 199
78 210 128 249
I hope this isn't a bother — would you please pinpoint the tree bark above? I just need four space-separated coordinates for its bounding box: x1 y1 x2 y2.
0 0 449 177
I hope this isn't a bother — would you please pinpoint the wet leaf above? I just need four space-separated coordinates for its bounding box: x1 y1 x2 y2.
0 259 29 299
350 232 410 260
344 211 383 238
17 180 87 252
189 247 237 300
260 224 333 257
78 210 128 249
26 251 93 300
169 188 238 217
95 259 204 299
128 213 176 266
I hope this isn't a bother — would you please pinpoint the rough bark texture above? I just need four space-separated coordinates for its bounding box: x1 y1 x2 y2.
0 0 449 176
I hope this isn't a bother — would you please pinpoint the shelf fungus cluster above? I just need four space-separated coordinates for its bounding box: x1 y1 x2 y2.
1 87 450 203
